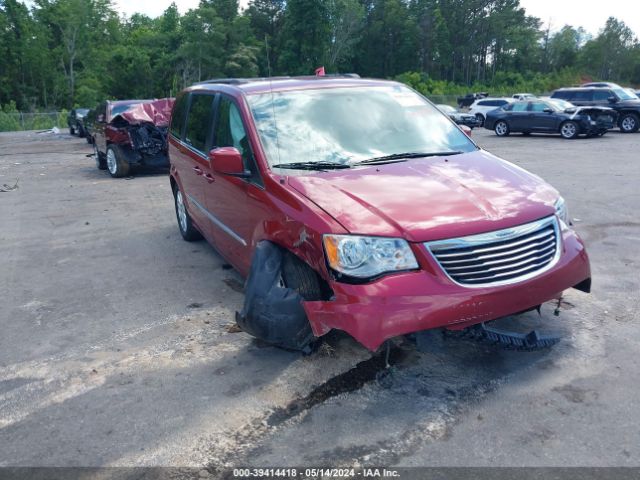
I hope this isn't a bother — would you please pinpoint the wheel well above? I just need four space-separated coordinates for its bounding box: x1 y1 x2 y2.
267 241 334 301
618 110 639 121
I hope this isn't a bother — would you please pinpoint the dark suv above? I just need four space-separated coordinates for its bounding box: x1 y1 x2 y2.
551 87 640 133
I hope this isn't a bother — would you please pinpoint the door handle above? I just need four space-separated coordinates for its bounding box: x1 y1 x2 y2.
192 166 203 175
204 173 215 184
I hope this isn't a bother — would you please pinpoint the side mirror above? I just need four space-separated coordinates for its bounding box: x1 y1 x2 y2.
460 125 472 137
209 147 251 177
543 108 553 113
608 96 618 103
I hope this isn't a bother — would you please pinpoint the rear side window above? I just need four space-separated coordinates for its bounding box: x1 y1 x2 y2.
170 93 189 139
495 100 507 106
572 91 592 101
478 100 490 106
552 91 572 100
184 94 215 153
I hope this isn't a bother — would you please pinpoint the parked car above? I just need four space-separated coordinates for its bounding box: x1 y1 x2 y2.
67 108 89 137
551 86 640 133
92 99 174 177
484 98 616 139
436 104 480 128
168 76 591 353
512 93 536 100
468 97 515 126
457 92 488 109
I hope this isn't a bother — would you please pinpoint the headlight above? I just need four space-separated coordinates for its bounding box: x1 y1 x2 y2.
555 197 570 225
323 235 419 279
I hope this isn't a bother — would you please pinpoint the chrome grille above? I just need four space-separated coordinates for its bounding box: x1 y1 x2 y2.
425 216 560 287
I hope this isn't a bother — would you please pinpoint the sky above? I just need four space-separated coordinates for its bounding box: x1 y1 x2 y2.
111 0 640 37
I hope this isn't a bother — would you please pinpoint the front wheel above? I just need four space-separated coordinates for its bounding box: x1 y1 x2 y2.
560 121 579 139
106 145 130 178
494 120 510 137
619 113 639 133
174 187 202 241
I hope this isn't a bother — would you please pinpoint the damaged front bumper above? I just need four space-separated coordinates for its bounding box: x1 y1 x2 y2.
303 227 590 351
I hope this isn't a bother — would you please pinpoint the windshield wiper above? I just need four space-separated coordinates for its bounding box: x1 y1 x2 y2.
271 161 351 171
354 151 463 165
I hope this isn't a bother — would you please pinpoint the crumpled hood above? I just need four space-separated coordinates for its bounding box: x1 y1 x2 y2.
115 98 175 127
287 150 559 242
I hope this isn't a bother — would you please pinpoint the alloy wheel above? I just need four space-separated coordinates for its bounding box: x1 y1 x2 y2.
561 122 577 138
176 190 188 234
621 116 637 132
495 121 508 136
106 148 117 175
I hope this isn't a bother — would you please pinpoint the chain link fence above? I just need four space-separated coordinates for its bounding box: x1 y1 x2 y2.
0 112 68 133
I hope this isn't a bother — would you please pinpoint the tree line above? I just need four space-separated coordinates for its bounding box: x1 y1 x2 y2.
1 0 639 112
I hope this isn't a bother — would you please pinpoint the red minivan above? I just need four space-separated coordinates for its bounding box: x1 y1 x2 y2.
168 76 591 352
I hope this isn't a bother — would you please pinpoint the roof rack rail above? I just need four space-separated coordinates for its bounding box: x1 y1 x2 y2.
195 73 361 86
195 78 250 85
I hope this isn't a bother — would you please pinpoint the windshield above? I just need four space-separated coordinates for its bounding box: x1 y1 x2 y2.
613 88 635 101
247 85 476 167
547 99 574 111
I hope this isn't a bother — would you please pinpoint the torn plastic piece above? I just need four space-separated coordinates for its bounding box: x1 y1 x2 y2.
467 322 561 350
236 241 314 351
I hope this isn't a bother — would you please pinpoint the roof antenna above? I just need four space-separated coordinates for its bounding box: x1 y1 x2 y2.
265 35 282 166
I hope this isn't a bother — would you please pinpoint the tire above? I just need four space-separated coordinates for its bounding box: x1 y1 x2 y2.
475 113 485 127
619 113 639 133
494 120 510 137
69 126 75 136
560 121 579 139
94 142 107 170
173 186 202 241
106 145 130 178
86 134 93 144
282 253 323 301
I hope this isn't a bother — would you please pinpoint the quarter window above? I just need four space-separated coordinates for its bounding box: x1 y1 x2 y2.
184 94 214 153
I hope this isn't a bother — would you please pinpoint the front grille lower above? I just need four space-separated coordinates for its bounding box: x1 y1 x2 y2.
425 216 560 287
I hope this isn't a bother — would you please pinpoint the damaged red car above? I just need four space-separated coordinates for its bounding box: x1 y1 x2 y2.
168 76 591 352
93 98 174 177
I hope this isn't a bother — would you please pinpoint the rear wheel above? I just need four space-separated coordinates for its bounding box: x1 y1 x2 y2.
560 121 579 139
94 143 106 170
494 120 510 137
475 114 485 127
174 186 202 241
619 113 639 133
106 145 130 178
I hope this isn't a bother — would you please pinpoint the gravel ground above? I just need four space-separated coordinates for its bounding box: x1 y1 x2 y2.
0 128 638 472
